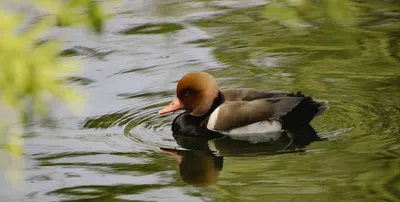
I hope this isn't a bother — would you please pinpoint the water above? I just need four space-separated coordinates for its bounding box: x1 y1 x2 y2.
1 0 399 201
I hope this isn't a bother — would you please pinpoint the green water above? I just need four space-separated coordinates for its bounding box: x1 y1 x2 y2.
1 0 399 201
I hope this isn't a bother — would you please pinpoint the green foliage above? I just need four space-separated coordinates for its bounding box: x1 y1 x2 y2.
0 0 107 184
0 14 78 117
37 0 108 33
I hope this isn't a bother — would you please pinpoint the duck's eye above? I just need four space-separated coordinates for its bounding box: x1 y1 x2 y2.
181 89 196 97
184 91 190 96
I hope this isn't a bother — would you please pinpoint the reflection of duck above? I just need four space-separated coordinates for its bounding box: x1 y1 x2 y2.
159 72 328 137
161 148 223 187
161 124 323 187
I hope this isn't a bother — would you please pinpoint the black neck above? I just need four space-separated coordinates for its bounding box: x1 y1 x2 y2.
171 91 225 134
201 91 224 118
176 91 224 120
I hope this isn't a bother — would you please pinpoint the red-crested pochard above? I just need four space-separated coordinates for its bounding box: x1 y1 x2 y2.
159 72 328 136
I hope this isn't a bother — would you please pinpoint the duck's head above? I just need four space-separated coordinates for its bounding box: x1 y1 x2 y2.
159 72 219 116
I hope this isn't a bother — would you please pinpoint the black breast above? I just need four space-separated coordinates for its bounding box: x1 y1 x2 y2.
171 91 225 138
172 113 223 138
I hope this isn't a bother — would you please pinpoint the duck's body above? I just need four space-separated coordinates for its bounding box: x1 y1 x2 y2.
160 72 328 137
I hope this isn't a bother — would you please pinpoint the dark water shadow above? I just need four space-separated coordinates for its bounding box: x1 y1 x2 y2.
59 46 116 60
36 151 173 174
161 124 323 187
48 184 167 202
65 76 96 86
119 23 184 35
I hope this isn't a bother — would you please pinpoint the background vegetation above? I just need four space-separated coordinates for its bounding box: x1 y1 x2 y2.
0 0 107 184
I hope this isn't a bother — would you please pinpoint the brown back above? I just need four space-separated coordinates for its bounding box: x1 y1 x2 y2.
213 100 276 131
222 88 292 101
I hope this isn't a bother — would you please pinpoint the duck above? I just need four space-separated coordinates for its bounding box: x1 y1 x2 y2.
159 72 328 137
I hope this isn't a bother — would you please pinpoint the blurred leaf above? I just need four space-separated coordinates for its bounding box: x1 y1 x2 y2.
87 0 105 34
6 134 23 157
0 0 108 185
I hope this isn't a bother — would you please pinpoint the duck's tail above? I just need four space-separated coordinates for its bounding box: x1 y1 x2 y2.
315 100 329 117
280 92 329 130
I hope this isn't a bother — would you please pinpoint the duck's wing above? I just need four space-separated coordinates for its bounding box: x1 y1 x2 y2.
207 95 327 133
221 88 294 101
221 88 328 117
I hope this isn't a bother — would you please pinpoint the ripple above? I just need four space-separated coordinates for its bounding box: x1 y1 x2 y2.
119 23 185 35
81 89 178 151
59 46 116 60
117 65 159 75
65 76 96 86
36 151 176 174
116 91 174 100
49 184 168 201
117 187 203 202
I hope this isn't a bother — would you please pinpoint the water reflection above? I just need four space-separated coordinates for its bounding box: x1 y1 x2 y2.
2 0 399 201
162 124 323 187
161 148 222 187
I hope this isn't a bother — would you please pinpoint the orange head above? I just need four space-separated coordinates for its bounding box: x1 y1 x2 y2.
159 72 219 116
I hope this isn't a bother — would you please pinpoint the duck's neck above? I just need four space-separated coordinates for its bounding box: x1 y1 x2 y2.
199 91 225 119
172 91 224 132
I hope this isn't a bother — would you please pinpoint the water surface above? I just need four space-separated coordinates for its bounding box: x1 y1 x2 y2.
1 0 399 201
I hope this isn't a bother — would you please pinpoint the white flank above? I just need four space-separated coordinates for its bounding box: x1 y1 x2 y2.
211 120 282 136
206 106 220 130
